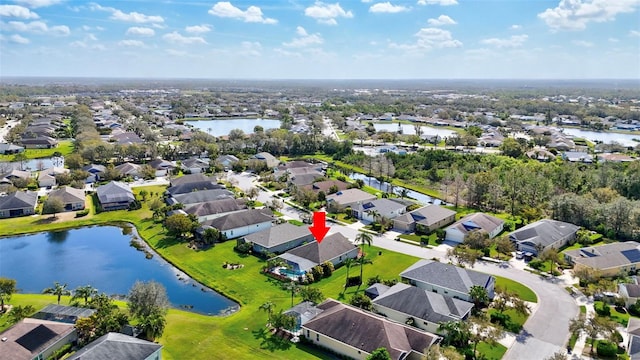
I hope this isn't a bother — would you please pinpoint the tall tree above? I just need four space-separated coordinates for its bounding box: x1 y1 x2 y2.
42 197 65 218
128 281 169 319
72 285 98 306
0 277 17 312
42 281 71 304
355 232 373 281
468 285 489 309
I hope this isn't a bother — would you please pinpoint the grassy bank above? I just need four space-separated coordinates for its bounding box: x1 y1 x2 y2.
0 140 74 161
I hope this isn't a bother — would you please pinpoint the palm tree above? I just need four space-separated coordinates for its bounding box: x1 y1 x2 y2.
42 282 71 305
398 188 409 199
354 232 373 282
259 301 275 323
343 258 355 289
139 310 166 341
365 209 380 224
72 285 98 306
356 256 373 285
282 281 300 307
468 285 489 309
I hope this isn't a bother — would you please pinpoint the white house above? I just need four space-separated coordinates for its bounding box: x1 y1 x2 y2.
198 209 273 239
351 198 406 222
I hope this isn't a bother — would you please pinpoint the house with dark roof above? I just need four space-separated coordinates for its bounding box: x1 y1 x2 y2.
239 222 315 255
148 159 175 177
32 304 96 324
0 318 76 360
20 136 58 149
215 154 239 170
184 198 247 222
67 332 162 360
393 205 456 233
302 180 350 193
0 169 31 185
96 181 135 211
351 198 407 222
0 191 38 218
326 189 377 212
181 157 210 174
278 233 359 273
364 283 390 300
198 208 274 239
111 131 144 145
47 186 86 211
445 212 505 244
114 162 142 178
372 283 474 335
82 164 107 183
168 188 234 206
169 173 212 187
400 259 495 302
510 219 579 255
565 241 640 277
166 181 224 196
302 299 439 360
0 143 24 155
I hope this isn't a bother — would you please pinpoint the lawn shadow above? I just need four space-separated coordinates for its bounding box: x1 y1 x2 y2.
155 235 181 249
252 327 292 352
34 216 58 225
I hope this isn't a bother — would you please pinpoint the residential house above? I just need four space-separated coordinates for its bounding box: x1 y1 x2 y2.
351 199 406 222
47 186 86 211
168 189 234 206
169 173 212 187
0 169 31 185
372 283 474 334
364 283 390 300
393 205 456 233
37 167 68 188
400 259 496 301
148 158 175 177
302 299 439 360
510 219 579 255
302 180 350 193
289 172 325 188
284 301 324 333
600 153 637 163
198 208 274 239
166 181 225 196
239 222 315 255
0 318 76 360
526 148 556 162
215 154 239 170
278 233 359 273
67 332 162 360
111 131 143 145
0 143 24 155
326 189 377 212
32 304 95 324
0 191 38 218
565 241 640 277
562 151 594 163
619 280 640 307
20 136 58 149
444 213 505 244
628 318 640 360
114 162 142 178
82 164 107 183
249 152 279 169
96 181 135 211
184 198 247 222
181 158 210 174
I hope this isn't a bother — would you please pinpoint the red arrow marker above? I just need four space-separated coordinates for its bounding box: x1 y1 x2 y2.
308 211 330 243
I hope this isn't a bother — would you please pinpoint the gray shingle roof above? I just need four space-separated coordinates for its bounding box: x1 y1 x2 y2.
169 173 211 187
373 283 473 324
67 332 162 360
185 198 247 217
171 188 234 205
0 191 37 210
202 209 273 231
400 259 493 295
509 219 579 248
446 212 504 235
352 198 406 216
326 189 377 206
166 181 224 195
48 186 85 204
243 222 313 248
394 205 456 227
96 181 134 204
565 241 640 271
282 233 356 264
303 299 438 360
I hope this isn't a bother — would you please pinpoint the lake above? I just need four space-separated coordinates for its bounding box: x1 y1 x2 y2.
561 128 639 147
373 123 457 137
0 156 64 172
348 173 446 206
185 118 281 137
0 226 237 315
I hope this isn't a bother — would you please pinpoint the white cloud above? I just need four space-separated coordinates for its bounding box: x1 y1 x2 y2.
3 20 69 35
119 39 144 47
305 1 353 25
162 31 207 45
481 34 528 48
283 26 323 47
0 5 39 18
608 37 619 42
391 27 462 51
417 0 458 5
91 3 164 24
13 0 62 8
510 24 522 30
208 2 277 24
369 2 409 13
630 30 640 37
427 15 456 26
240 41 262 56
362 0 373 2
126 27 155 36
573 40 594 47
185 24 211 34
10 33 29 43
538 0 639 31
70 40 105 50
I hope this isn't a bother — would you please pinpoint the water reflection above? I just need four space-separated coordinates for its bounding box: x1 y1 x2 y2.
46 230 69 244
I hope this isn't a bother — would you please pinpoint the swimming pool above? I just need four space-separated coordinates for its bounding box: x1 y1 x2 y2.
277 267 306 280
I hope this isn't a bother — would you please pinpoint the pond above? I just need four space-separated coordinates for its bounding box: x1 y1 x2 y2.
373 123 457 137
0 156 64 172
561 128 639 147
0 226 238 315
185 118 282 137
348 173 446 206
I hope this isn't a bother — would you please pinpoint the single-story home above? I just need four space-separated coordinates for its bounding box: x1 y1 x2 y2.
364 283 390 300
47 186 86 211
372 283 474 335
82 164 106 183
169 173 213 187
168 188 234 206
96 181 135 211
0 318 77 360
283 301 325 333
114 162 142 178
181 157 210 174
510 219 579 256
562 151 594 163
148 158 176 177
627 318 640 360
67 332 162 360
239 222 315 255
184 198 247 222
351 198 406 222
198 208 274 239
32 304 96 324
0 190 38 218
619 281 640 308
302 180 350 193
565 241 640 277
166 181 225 196
0 169 31 185
37 167 69 188
400 259 495 302
215 154 239 170
278 233 358 273
20 136 58 149
302 299 439 360
445 212 505 244
249 152 279 169
393 205 456 233
326 189 377 212
0 143 24 155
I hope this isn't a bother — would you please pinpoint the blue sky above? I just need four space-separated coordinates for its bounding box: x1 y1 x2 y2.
1 0 639 79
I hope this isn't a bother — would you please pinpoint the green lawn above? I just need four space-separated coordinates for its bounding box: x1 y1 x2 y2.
487 308 529 329
476 342 508 360
398 233 439 246
594 301 631 326
494 276 538 303
0 140 74 161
